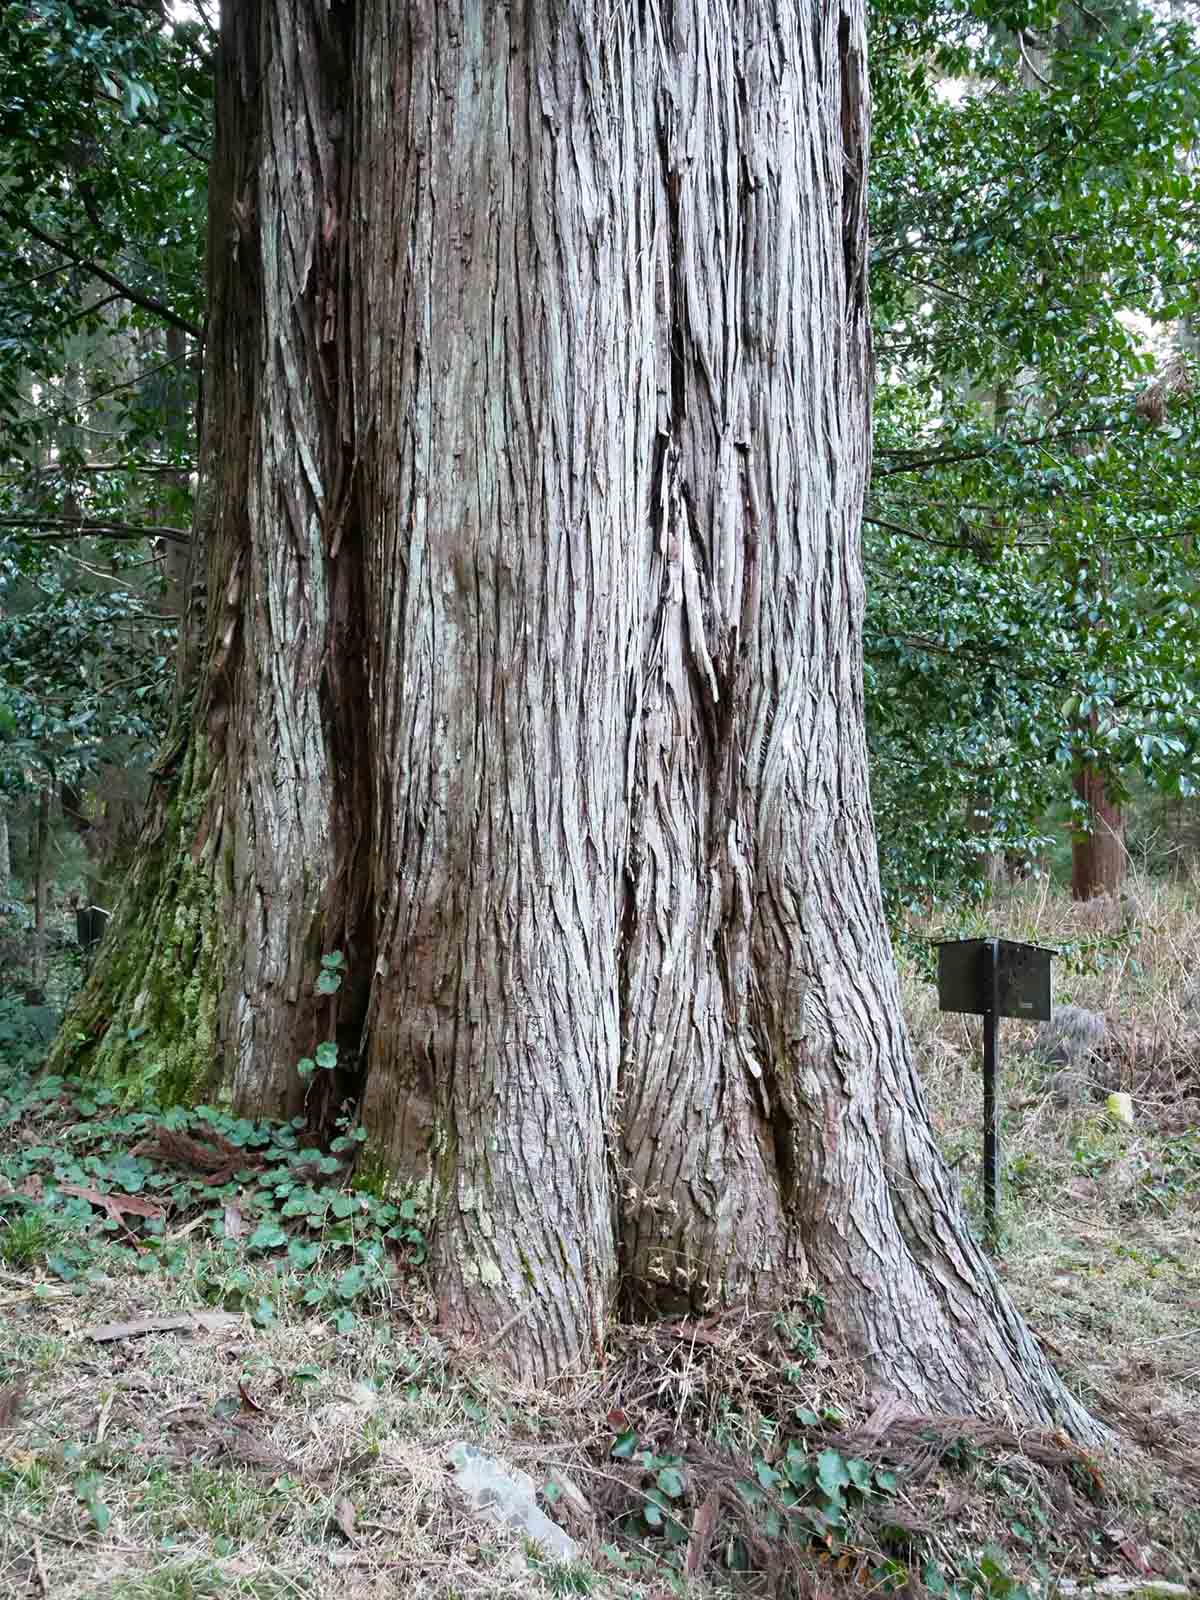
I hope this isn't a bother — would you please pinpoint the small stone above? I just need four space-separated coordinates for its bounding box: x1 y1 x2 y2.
1050 1069 1090 1107
1037 1006 1109 1100
1105 1091 1134 1127
447 1440 579 1562
1036 1005 1107 1069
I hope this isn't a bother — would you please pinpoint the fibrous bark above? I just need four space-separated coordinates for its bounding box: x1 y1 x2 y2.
55 0 1099 1440
1072 731 1125 902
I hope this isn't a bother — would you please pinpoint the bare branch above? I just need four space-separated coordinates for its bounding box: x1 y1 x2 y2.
0 516 190 545
15 218 203 340
1017 30 1054 90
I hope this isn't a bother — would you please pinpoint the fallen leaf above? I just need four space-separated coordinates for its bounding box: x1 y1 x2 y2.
685 1490 720 1576
56 1183 166 1227
224 1203 244 1239
334 1498 358 1543
1105 1528 1153 1576
0 1381 26 1430
237 1381 264 1413
660 1319 725 1347
83 1312 242 1343
130 1126 261 1186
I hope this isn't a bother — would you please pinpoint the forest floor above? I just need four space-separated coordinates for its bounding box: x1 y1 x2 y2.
0 880 1197 1600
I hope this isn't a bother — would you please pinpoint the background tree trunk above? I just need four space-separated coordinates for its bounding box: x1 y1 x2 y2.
30 786 51 997
52 0 1099 1439
1072 741 1126 900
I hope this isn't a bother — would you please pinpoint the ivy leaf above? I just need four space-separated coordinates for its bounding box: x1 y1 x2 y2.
247 1221 287 1251
816 1449 851 1500
847 1457 873 1493
74 1474 111 1533
335 1265 368 1300
251 1297 276 1328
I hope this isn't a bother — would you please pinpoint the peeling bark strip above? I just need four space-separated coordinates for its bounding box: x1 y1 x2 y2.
57 0 1099 1436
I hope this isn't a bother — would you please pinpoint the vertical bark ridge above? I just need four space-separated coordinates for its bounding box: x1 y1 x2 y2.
353 0 656 1378
619 0 853 1312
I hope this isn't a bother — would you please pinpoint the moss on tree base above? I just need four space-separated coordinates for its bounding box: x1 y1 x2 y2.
47 728 225 1107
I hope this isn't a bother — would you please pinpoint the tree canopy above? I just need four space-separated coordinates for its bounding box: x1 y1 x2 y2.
1 0 1197 902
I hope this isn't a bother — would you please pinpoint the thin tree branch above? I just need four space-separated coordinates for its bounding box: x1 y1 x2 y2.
7 461 189 479
1017 30 1054 90
15 218 202 339
865 515 970 549
866 512 1200 552
0 516 190 545
872 424 1113 476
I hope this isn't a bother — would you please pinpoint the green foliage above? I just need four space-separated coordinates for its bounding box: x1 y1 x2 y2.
609 1419 902 1568
0 990 56 1072
297 954 344 1077
735 1443 901 1556
868 0 1200 907
773 1292 826 1370
527 1555 598 1597
1134 1128 1200 1214
0 0 209 810
0 1037 430 1321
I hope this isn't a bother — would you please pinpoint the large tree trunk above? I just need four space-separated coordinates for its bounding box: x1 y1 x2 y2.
52 0 1098 1438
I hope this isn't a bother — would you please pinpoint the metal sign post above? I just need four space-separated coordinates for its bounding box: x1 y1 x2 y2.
935 938 1054 1253
981 939 1000 1248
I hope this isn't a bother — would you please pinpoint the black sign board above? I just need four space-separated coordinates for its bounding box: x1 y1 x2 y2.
76 905 110 965
76 905 109 950
934 937 1055 1252
936 939 1052 1022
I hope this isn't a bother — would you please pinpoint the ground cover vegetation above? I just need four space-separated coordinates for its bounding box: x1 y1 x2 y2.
0 0 1198 1592
0 880 1198 1596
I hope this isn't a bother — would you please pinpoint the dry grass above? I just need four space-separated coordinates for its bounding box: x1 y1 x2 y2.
905 872 1200 1573
0 875 1198 1598
0 1272 676 1599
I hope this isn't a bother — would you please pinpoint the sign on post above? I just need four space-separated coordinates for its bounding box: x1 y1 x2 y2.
935 939 1054 1250
76 905 110 970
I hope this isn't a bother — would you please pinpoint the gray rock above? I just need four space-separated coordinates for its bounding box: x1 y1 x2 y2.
1035 1005 1106 1068
1049 1068 1091 1107
446 1440 579 1563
